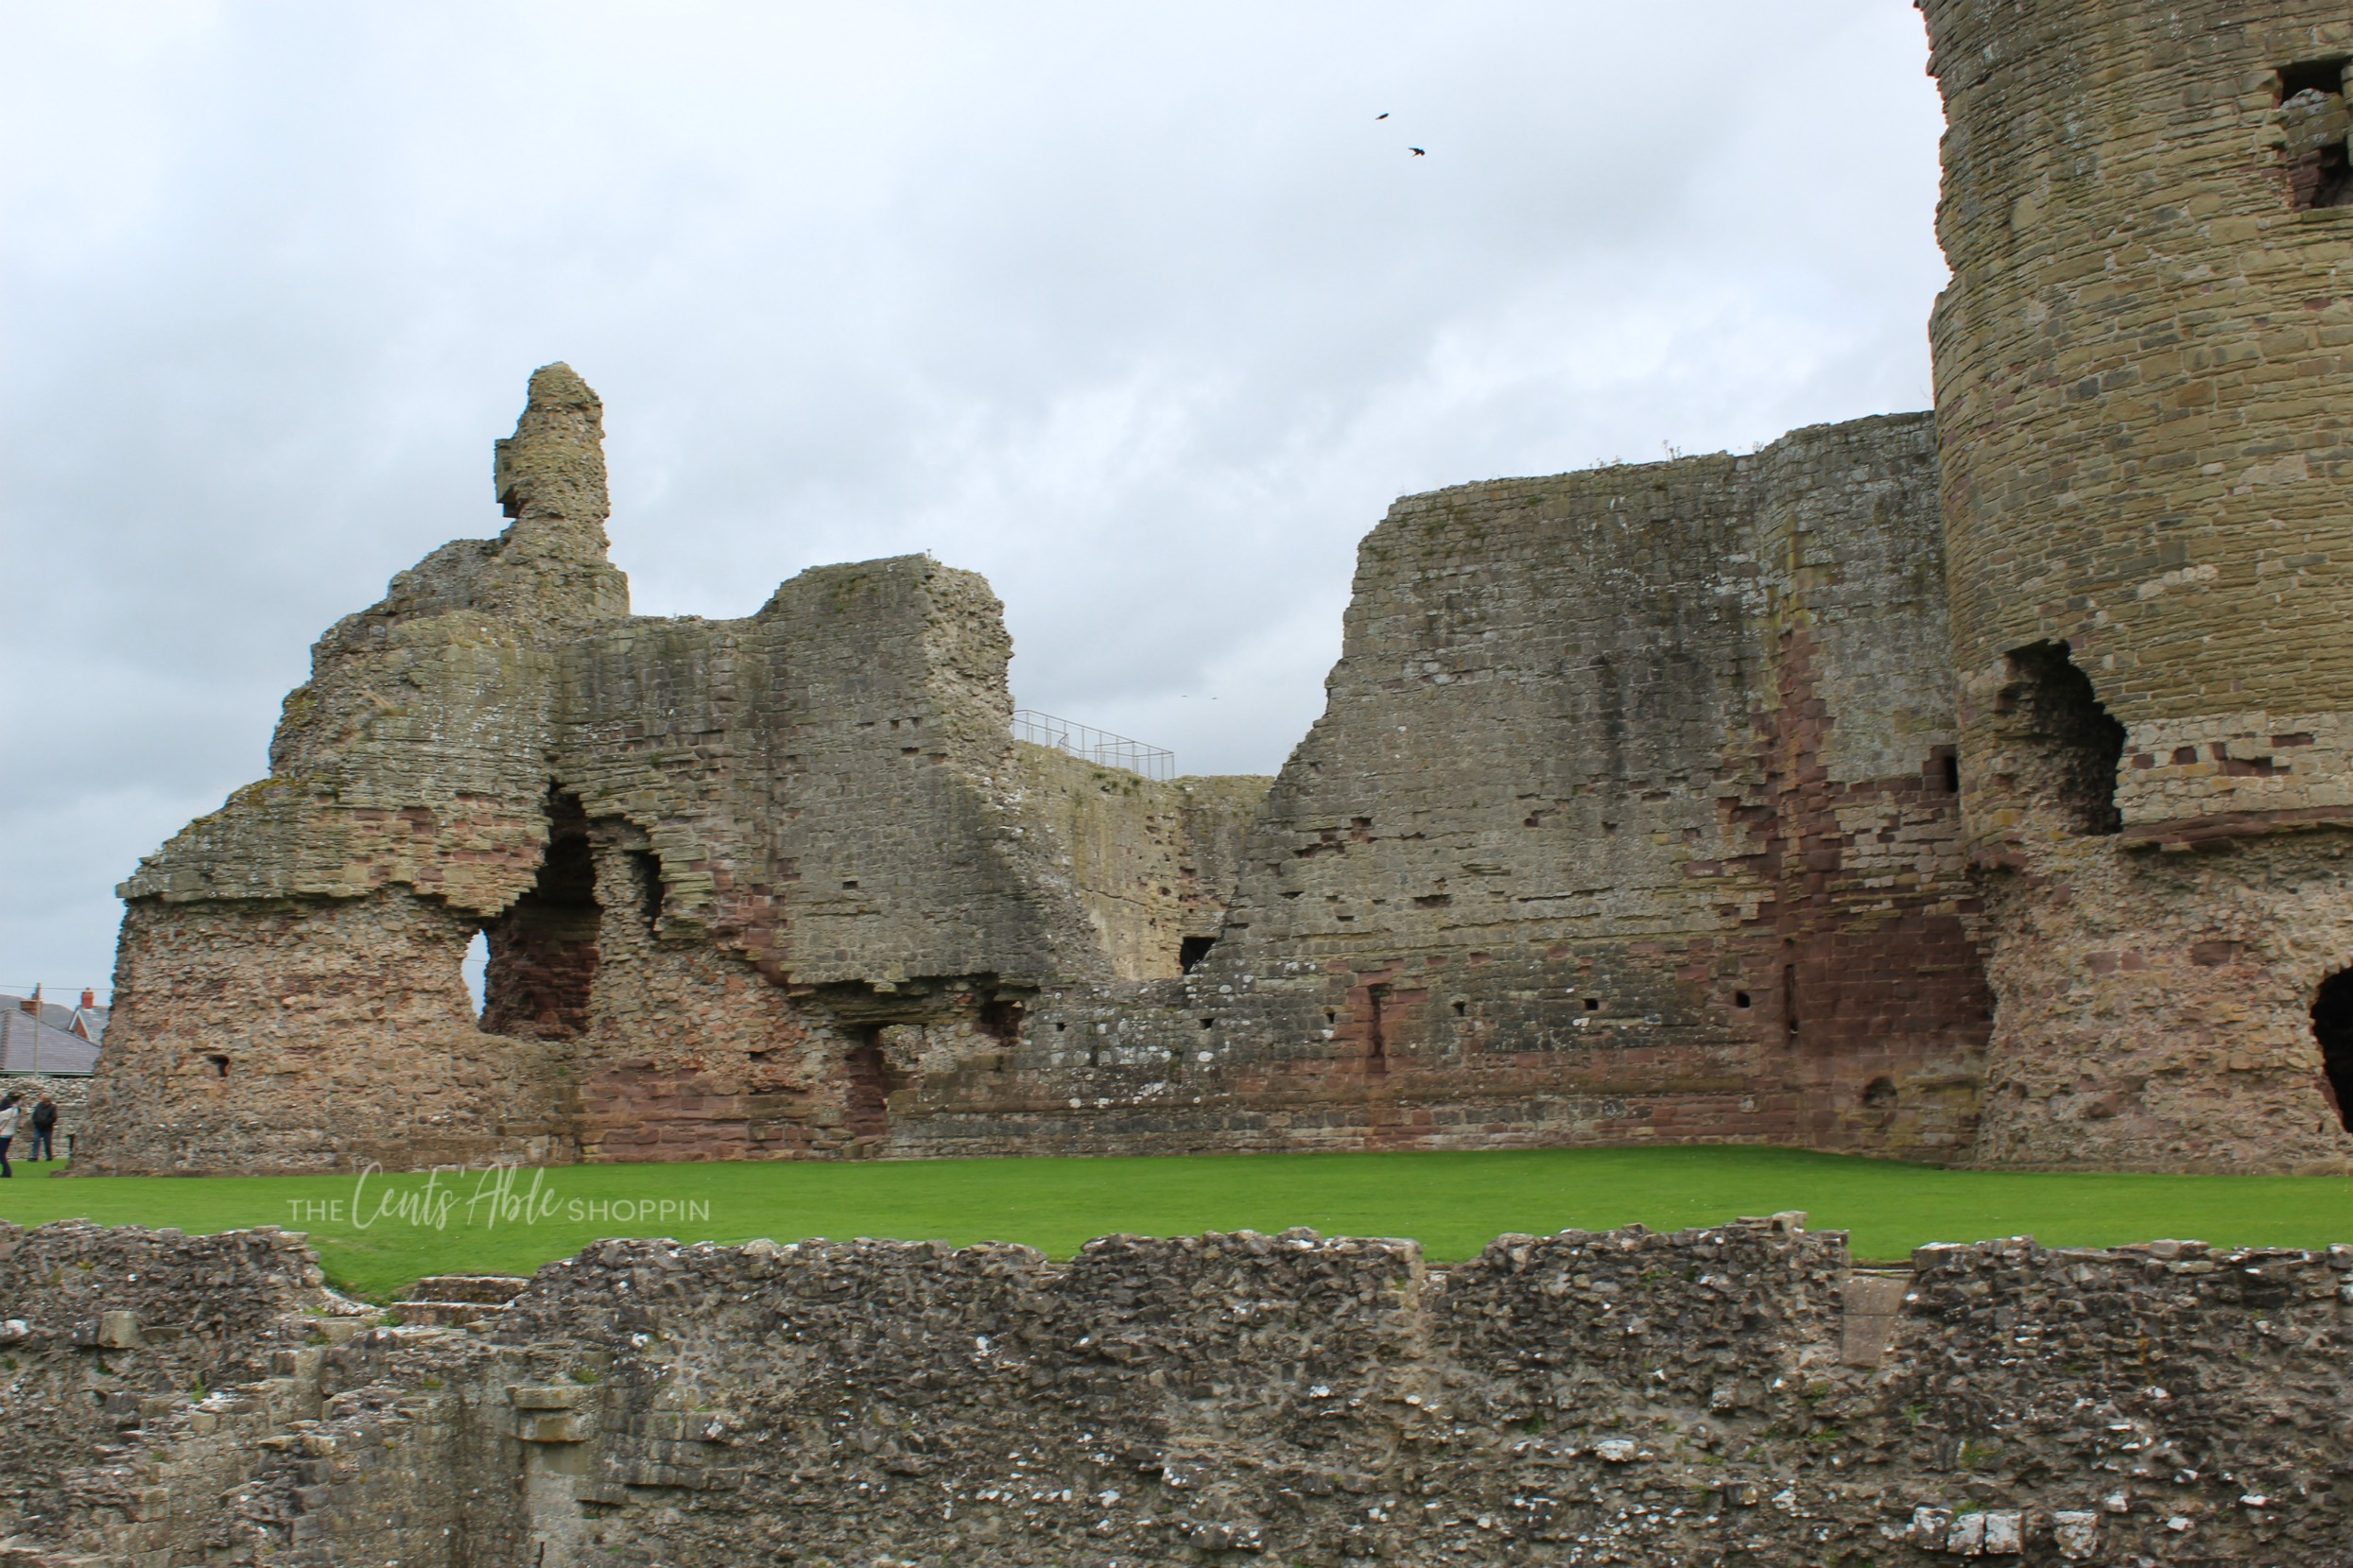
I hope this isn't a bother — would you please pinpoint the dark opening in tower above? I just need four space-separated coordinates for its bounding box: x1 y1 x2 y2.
1178 935 1217 974
2312 970 2353 1133
1994 641 2125 836
481 787 600 1039
2278 60 2353 209
1363 983 1391 1075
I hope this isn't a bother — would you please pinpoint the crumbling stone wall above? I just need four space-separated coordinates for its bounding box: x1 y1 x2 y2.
87 370 1268 1175
891 415 1989 1161
1009 742 1268 981
5 1217 2348 1565
92 372 1989 1174
1921 0 2353 1169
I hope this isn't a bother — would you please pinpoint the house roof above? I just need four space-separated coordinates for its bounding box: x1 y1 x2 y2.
0 1008 99 1074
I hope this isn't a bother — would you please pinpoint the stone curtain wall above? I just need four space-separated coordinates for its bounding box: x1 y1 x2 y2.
4 1218 2350 1564
91 371 1996 1174
1921 0 2353 1168
885 415 1989 1161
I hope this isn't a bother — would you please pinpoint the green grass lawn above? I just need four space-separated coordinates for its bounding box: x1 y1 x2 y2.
2 1146 2348 1303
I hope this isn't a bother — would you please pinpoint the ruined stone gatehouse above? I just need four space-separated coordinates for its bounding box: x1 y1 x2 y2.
85 0 2353 1175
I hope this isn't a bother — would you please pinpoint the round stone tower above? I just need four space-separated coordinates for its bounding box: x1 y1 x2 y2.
1921 1 2353 1168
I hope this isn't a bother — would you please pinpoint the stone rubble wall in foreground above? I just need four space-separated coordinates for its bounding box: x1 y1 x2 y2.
1 1216 2347 1565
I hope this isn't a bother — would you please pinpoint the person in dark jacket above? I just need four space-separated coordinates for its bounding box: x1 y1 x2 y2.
27 1096 56 1162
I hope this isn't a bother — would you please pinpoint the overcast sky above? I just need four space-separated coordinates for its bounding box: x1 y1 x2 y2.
1 3 1946 1000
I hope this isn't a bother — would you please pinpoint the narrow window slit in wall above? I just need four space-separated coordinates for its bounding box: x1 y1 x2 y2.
2312 970 2353 1133
1784 963 1800 1043
1364 984 1390 1074
205 1054 230 1077
461 928 490 1020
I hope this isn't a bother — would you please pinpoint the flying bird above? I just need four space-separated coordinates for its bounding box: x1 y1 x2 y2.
1409 146 1426 156
1375 112 1390 120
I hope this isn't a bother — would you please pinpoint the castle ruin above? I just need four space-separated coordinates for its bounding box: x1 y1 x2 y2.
83 2 2353 1176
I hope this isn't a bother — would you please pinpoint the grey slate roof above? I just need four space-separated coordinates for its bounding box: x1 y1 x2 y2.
0 1008 99 1074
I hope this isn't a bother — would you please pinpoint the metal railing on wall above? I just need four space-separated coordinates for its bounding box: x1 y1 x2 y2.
1012 710 1176 782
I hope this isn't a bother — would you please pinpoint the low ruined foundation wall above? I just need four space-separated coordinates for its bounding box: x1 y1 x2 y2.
3 1216 2347 1565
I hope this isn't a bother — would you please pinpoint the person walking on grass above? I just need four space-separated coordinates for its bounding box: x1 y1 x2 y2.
0 1094 17 1178
27 1095 55 1163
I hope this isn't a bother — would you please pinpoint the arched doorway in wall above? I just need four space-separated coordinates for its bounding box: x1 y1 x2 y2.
2314 970 2353 1133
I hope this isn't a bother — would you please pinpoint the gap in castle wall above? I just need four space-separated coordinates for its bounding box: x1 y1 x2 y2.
1996 641 2125 836
481 787 601 1040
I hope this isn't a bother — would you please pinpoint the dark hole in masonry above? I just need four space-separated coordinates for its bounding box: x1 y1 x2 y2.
1364 984 1390 1074
1940 749 1961 795
2281 58 2349 99
2312 969 2353 1133
1179 935 1217 974
1200 1017 1216 1029
630 850 664 927
2278 61 2353 209
1862 1076 1898 1109
842 1029 902 1143
978 997 1024 1044
205 1054 230 1077
1995 641 2125 836
483 786 599 1039
1583 997 1600 1011
1735 991 1752 1009
1784 963 1800 1042
1453 1000 1467 1017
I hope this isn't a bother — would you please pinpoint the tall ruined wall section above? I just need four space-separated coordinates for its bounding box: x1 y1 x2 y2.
1921 1 2353 1168
86 366 630 1174
92 368 1992 1174
85 370 1144 1175
7 1217 2350 1565
893 415 1990 1159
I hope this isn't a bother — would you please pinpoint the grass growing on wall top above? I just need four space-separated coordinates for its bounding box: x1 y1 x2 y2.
3 1145 2349 1304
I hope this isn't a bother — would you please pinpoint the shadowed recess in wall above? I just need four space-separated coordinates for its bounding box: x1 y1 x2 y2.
1995 641 2124 836
2315 970 2353 1133
480 787 599 1040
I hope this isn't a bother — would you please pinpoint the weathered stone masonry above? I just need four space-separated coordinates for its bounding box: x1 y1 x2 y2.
6 1217 2351 1565
86 389 1996 1172
907 414 1991 1162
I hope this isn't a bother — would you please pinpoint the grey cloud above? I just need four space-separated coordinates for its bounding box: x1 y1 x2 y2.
0 1 1944 996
